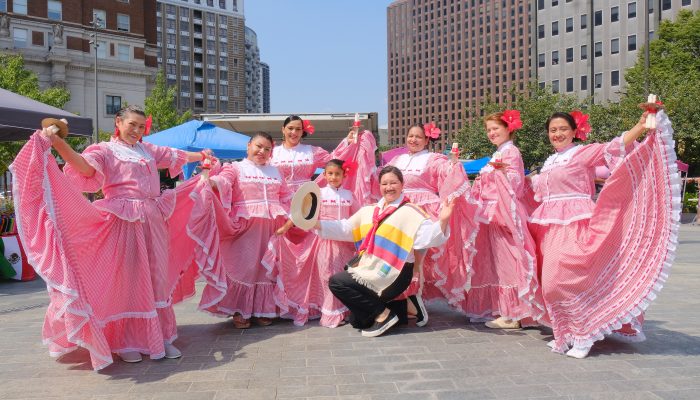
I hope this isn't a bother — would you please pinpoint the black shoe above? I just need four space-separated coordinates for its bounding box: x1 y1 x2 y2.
361 313 399 337
408 295 428 327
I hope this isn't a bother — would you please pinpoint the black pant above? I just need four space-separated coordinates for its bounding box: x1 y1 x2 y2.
329 263 414 329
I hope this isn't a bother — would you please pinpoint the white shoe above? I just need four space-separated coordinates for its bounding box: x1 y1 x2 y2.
566 345 591 359
485 317 521 329
164 342 182 359
118 351 143 363
546 340 556 349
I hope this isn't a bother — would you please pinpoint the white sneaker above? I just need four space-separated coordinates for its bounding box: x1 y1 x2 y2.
566 345 591 359
485 317 521 329
164 342 182 359
118 351 143 363
546 340 556 349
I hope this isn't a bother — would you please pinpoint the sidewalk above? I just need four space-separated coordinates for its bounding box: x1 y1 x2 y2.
1 225 699 400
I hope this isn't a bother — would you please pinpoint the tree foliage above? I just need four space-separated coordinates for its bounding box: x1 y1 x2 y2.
144 70 192 133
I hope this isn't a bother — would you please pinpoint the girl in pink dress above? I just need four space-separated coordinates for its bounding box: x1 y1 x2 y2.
11 106 211 370
379 124 477 323
188 132 292 329
530 110 680 358
265 159 359 327
466 111 542 328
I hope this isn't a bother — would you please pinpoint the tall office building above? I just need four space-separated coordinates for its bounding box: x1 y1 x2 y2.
533 0 699 102
387 0 532 152
261 61 270 113
244 25 262 113
156 0 246 114
0 0 158 131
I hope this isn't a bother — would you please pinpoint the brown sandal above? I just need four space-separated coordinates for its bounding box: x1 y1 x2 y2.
253 317 273 326
232 314 251 329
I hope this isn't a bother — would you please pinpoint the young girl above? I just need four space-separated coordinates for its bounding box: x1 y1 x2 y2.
264 159 358 327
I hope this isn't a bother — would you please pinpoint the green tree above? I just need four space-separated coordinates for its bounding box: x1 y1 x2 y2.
621 10 700 173
144 70 192 132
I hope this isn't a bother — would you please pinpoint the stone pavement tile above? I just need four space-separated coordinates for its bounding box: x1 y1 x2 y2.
247 376 306 387
452 375 517 390
276 384 338 397
306 356 362 367
334 364 390 375
419 368 476 380
128 382 193 394
151 392 216 400
188 379 249 391
253 358 306 368
616 367 686 380
438 359 493 370
166 370 227 382
92 394 155 400
223 368 279 380
653 389 698 400
280 366 335 377
562 370 627 382
435 389 497 400
398 379 456 392
370 393 438 400
357 355 409 365
627 359 686 368
662 377 700 389
548 382 615 396
406 352 462 362
380 346 430 355
362 371 419 383
337 383 398 396
307 373 364 385
282 350 333 360
605 379 678 392
488 384 559 398
390 361 442 371
570 392 664 400
213 388 276 400
507 372 571 385
665 366 700 377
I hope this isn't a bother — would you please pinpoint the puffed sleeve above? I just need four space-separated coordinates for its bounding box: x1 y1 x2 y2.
428 154 470 202
142 142 189 178
575 134 634 170
208 162 239 210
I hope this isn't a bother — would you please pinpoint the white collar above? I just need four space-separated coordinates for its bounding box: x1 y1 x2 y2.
377 193 405 209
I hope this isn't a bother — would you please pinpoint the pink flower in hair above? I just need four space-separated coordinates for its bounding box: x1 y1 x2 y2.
303 120 315 135
570 110 591 141
501 109 523 133
423 121 441 139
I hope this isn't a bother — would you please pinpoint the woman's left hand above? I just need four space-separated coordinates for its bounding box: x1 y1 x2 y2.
438 198 456 225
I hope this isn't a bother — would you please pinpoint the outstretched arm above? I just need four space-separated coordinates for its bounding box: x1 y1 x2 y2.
41 128 95 177
623 112 650 146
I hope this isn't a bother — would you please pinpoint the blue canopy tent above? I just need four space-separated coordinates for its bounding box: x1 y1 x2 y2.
462 157 490 174
143 120 249 178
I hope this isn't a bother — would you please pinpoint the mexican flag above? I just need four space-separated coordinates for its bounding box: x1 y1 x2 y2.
0 235 35 281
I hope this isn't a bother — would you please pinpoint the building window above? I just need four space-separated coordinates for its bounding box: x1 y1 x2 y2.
48 0 62 21
611 6 619 22
611 38 620 54
595 41 602 57
552 79 560 93
12 27 27 48
662 0 671 10
581 14 588 29
106 95 122 115
581 44 588 60
219 0 226 9
566 17 573 32
682 0 691 6
552 0 558 6
566 77 574 92
93 9 106 28
0 0 5 12
595 73 602 88
96 41 107 59
551 21 559 36
566 47 573 62
538 53 545 67
611 70 620 86
552 50 559 65
581 75 588 91
594 10 602 26
12 0 27 15
628 2 637 18
538 0 545 10
648 0 654 12
538 24 545 39
117 14 130 32
628 34 637 51
118 44 130 61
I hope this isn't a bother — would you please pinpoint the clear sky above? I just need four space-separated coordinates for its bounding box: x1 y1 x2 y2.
244 0 392 128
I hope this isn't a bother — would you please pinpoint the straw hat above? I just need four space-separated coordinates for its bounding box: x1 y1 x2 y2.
41 118 69 138
289 181 321 231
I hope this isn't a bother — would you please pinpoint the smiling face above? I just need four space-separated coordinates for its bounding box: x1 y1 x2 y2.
405 126 428 154
282 119 304 147
485 120 511 147
547 117 576 151
247 136 273 165
115 112 146 145
324 164 344 189
380 172 404 204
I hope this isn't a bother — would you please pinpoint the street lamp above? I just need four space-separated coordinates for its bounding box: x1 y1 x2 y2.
88 14 103 144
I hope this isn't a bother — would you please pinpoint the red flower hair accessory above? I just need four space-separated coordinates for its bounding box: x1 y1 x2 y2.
501 109 523 133
570 110 591 141
423 121 441 140
139 115 153 142
303 120 315 135
341 160 358 176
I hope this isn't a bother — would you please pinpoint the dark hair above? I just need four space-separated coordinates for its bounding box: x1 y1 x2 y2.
545 112 577 132
249 131 274 147
325 159 345 171
115 105 146 120
406 123 436 143
283 115 308 139
378 165 404 184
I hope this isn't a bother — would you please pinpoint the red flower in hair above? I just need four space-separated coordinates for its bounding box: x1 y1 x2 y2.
570 110 591 141
303 120 315 135
144 115 153 136
423 121 441 139
342 160 358 176
500 109 523 133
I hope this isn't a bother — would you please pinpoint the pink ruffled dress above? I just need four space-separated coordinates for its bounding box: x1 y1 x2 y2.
465 142 542 321
264 186 358 327
529 111 680 353
188 159 291 319
10 134 198 370
271 140 355 193
381 151 477 308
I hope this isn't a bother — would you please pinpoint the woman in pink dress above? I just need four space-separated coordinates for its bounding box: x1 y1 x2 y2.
380 124 477 323
466 111 542 328
189 132 292 329
265 159 359 327
530 110 680 358
11 106 210 370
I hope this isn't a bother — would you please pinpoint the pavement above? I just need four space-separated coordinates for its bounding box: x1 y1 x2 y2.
0 225 699 400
